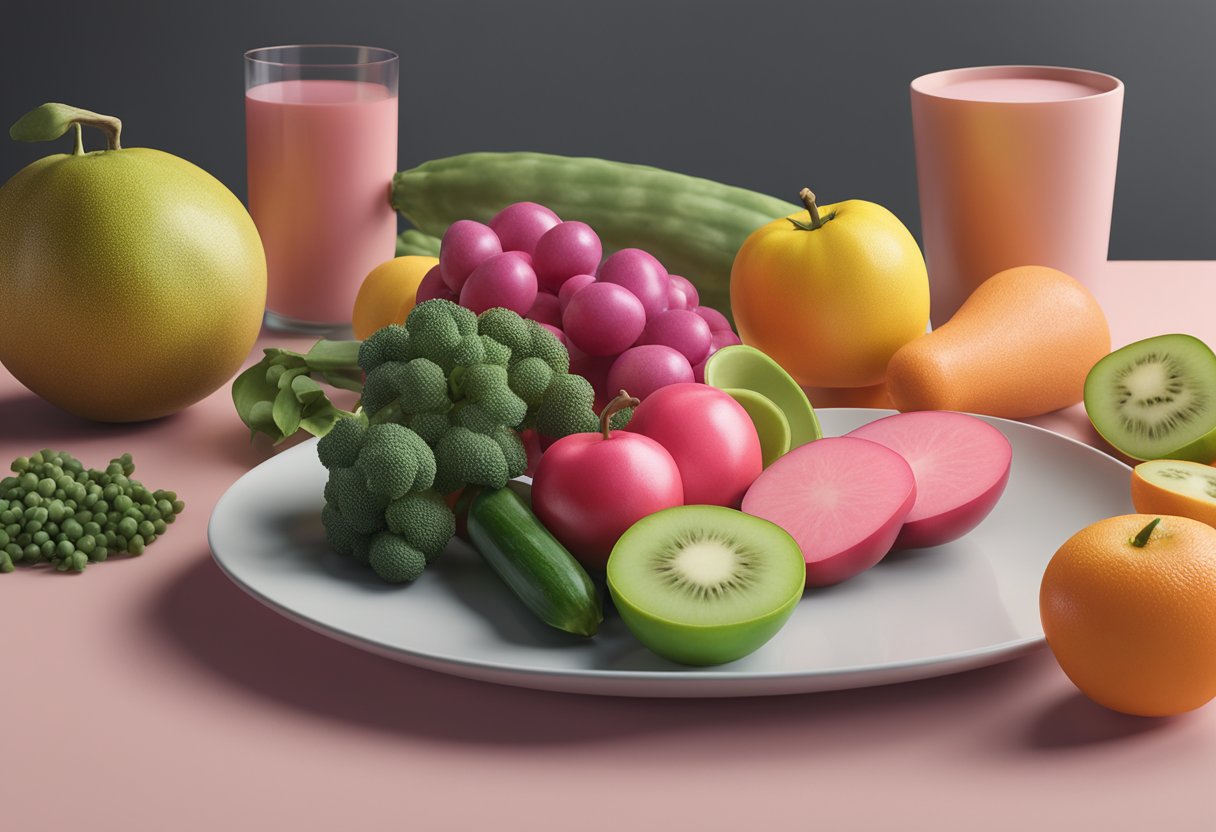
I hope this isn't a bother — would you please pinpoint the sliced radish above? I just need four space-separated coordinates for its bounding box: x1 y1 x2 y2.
741 437 915 586
847 411 1011 549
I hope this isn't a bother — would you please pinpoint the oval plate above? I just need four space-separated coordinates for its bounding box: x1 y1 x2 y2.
208 409 1131 697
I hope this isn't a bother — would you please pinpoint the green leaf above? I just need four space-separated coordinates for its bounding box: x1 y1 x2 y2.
321 369 365 392
247 401 281 441
305 339 362 371
10 102 122 150
232 360 280 432
271 386 302 440
299 402 358 438
291 374 328 408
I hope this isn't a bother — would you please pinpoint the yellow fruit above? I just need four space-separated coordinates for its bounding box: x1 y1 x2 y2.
0 104 265 422
351 255 439 339
1040 514 1216 716
730 188 929 388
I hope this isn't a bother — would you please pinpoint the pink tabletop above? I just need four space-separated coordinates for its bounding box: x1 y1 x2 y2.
3 262 1215 830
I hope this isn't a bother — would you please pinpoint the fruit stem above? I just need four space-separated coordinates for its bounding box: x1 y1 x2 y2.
1130 517 1162 548
600 390 639 440
72 124 84 156
787 188 836 231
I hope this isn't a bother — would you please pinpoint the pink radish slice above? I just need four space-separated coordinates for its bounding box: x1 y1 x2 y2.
741 437 916 587
846 411 1012 549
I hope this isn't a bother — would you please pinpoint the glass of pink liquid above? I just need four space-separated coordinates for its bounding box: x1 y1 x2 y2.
245 45 399 333
910 66 1123 325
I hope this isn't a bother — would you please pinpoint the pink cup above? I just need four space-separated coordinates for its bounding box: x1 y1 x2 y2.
910 65 1124 325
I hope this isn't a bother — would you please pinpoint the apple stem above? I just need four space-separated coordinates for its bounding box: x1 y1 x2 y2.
72 123 84 156
1130 517 1162 548
600 390 640 440
787 188 836 232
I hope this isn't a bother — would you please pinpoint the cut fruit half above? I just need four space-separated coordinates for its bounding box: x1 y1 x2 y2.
1131 459 1216 528
847 411 1011 549
720 387 792 467
704 345 822 448
1084 334 1216 462
741 436 916 586
606 505 805 666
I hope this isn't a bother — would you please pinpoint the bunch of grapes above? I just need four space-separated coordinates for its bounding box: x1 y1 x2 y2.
414 202 742 409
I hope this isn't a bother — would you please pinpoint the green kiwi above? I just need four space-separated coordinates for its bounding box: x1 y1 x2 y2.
605 505 805 666
1084 334 1216 462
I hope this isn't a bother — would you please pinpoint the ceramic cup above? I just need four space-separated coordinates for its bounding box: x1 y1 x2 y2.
910 65 1124 325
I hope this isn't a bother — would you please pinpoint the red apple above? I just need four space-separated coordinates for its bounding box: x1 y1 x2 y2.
627 383 762 508
531 392 684 571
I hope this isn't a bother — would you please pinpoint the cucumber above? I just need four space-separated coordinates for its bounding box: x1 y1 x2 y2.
390 152 799 318
465 485 602 637
395 228 441 258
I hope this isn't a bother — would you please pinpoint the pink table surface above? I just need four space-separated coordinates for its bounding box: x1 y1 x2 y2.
3 261 1215 831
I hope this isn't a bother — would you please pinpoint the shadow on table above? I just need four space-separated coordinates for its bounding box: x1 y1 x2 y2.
0 390 160 443
1023 690 1182 750
150 552 1087 752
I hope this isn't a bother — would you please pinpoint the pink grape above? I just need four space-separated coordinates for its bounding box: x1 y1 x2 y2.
606 345 694 401
538 323 568 349
526 291 563 327
489 202 561 255
440 220 502 292
693 305 733 333
666 282 689 311
416 264 458 304
597 248 669 319
533 222 603 292
639 308 713 365
513 251 534 267
669 275 699 308
558 274 596 311
563 282 646 356
459 252 538 315
711 329 743 350
571 352 615 410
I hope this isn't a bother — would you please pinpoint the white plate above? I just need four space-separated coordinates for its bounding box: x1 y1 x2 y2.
208 409 1132 697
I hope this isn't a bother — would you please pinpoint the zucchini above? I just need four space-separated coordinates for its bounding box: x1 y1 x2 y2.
465 485 602 637
390 152 799 318
395 228 441 258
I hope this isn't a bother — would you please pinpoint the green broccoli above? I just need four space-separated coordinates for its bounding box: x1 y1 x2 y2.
321 502 361 556
358 324 411 373
534 374 600 438
328 467 388 534
480 335 512 367
368 532 427 583
317 416 366 470
477 307 532 357
454 364 528 427
369 357 451 417
451 333 487 367
407 412 450 446
0 449 183 574
385 491 456 562
490 426 528 480
433 427 510 495
524 320 570 374
405 300 477 370
508 357 555 406
354 423 436 499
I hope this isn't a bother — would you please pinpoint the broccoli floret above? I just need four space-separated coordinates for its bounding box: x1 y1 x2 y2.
491 427 528 480
524 320 570 374
358 324 411 373
368 532 427 583
477 308 532 357
330 466 388 534
385 490 455 561
354 423 437 498
351 534 373 565
408 412 450 446
535 374 599 439
360 361 406 416
321 502 360 556
481 335 512 367
405 300 474 370
455 364 528 427
432 427 509 494
317 416 367 470
508 357 555 406
451 334 486 367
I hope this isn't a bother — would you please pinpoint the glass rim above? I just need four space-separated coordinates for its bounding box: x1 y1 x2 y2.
910 64 1123 104
244 44 398 69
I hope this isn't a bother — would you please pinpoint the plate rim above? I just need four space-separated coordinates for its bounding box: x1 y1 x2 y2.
208 408 1129 692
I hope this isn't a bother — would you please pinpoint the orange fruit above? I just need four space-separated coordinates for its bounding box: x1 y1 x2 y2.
1040 514 1216 716
1131 460 1216 528
351 255 438 340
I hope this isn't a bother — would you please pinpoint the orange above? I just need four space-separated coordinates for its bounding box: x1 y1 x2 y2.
729 189 928 388
1131 460 1216 528
1040 514 1216 716
351 255 438 340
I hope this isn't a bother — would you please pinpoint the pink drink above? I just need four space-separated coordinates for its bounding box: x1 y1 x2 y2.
246 79 398 326
931 77 1101 102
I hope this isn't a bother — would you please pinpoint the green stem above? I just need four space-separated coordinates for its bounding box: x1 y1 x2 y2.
72 123 84 156
600 390 639 440
787 187 835 232
1130 517 1162 548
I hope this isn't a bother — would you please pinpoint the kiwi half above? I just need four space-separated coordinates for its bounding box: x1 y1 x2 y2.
1084 334 1216 461
606 505 805 666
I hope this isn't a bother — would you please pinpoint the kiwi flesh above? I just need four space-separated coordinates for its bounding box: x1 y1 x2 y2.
606 505 805 666
1084 334 1216 461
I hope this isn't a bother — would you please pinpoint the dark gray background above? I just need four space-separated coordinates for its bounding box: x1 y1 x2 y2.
1 0 1212 259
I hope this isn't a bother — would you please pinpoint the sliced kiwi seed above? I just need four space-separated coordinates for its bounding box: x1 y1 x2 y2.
651 530 759 600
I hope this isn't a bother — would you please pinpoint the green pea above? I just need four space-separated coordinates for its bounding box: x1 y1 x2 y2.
16 533 30 547
44 522 59 537
40 540 55 558
144 507 162 522
114 495 133 513
128 535 145 555
23 492 41 508
102 484 118 501
36 478 55 497
11 457 30 473
77 535 96 555
55 539 74 558
24 543 41 561
26 520 43 535
83 522 101 537
137 520 155 538
123 507 143 521
47 501 65 522
32 506 47 524
5 542 22 561
32 531 49 546
152 519 167 535
118 517 138 538
18 473 38 491
63 519 83 541
155 499 173 517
